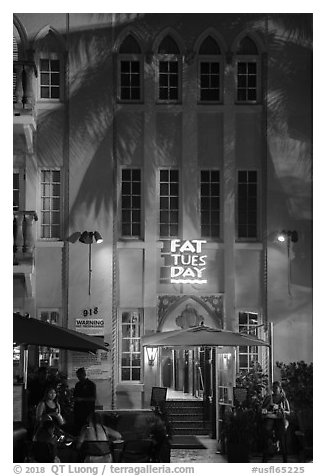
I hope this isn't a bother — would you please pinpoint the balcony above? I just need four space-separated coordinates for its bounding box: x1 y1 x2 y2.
13 211 38 267
13 60 37 153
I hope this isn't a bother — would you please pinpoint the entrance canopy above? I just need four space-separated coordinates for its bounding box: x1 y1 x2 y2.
142 324 269 347
13 313 108 353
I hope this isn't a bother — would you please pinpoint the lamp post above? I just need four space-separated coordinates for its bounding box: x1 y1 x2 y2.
79 231 103 295
277 230 298 296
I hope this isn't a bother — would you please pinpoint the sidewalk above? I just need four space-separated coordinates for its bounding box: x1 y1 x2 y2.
170 436 300 463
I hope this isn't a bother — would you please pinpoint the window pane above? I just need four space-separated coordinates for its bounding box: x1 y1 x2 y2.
131 61 140 73
121 168 141 237
248 89 257 101
51 60 60 71
201 170 220 238
41 73 50 85
41 87 50 98
121 368 130 380
132 368 140 380
121 61 130 73
51 73 60 86
40 170 61 239
51 87 60 99
170 183 178 196
169 88 178 100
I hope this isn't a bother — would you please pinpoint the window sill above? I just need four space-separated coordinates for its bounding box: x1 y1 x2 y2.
117 240 144 248
36 240 64 248
116 383 144 390
235 241 263 250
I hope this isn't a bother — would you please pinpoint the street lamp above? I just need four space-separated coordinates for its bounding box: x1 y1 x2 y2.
277 230 298 296
79 231 103 295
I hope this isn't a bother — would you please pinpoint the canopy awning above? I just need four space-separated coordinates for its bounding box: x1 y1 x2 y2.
142 324 269 347
13 313 108 353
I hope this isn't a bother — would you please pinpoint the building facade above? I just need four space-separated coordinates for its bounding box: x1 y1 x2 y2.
13 13 312 428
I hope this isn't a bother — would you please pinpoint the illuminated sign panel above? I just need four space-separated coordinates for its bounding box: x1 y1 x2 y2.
169 239 207 284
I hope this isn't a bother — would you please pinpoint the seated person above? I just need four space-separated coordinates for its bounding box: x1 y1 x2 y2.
76 412 122 463
32 419 60 463
261 381 290 463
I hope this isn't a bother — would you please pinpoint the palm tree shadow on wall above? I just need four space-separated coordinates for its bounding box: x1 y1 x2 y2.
34 14 312 242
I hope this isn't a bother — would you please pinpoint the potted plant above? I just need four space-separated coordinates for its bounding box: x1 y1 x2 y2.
224 406 255 462
223 363 268 462
276 361 313 461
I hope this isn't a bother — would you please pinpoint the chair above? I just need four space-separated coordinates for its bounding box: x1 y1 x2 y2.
120 439 154 463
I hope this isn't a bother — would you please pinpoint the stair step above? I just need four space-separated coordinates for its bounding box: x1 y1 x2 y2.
170 420 206 429
166 400 203 406
168 414 204 422
172 428 209 435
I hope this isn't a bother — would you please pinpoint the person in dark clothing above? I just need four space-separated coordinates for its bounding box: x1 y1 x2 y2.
28 367 48 408
32 419 60 463
73 368 96 434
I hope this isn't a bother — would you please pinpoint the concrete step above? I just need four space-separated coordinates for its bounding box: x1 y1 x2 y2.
172 427 209 435
168 413 204 422
171 420 207 429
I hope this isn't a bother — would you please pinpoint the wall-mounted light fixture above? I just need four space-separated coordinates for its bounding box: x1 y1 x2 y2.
277 230 298 243
78 231 103 295
277 230 299 296
145 346 158 366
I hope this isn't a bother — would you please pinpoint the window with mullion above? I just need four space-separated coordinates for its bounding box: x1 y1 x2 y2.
199 61 220 102
121 168 141 238
158 58 179 102
237 170 258 239
200 170 220 238
236 60 258 103
40 169 61 239
38 309 61 367
40 58 61 100
121 310 141 382
159 169 179 237
238 312 259 371
119 58 142 101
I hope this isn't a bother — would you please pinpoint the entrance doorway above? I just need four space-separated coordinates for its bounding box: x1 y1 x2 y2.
160 347 213 401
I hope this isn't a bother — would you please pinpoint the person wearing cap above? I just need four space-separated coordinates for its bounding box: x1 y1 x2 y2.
73 368 96 434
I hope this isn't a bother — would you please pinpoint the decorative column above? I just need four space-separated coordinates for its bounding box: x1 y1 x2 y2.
13 63 24 109
14 212 24 253
24 64 36 110
24 212 37 253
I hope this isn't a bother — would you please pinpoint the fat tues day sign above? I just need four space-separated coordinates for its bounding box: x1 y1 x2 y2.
162 239 207 284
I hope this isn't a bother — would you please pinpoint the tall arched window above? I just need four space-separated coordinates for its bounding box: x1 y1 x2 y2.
157 35 181 103
235 36 260 103
33 27 65 103
118 34 143 102
198 35 222 103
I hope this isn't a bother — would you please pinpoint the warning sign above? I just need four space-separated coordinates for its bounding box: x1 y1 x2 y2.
75 318 104 336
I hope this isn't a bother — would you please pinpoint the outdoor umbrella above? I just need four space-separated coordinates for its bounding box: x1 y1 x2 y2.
13 313 108 352
142 324 269 347
13 313 109 389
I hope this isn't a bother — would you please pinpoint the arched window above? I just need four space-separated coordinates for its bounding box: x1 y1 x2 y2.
198 36 222 103
235 36 260 103
33 27 65 103
118 34 143 102
156 35 181 103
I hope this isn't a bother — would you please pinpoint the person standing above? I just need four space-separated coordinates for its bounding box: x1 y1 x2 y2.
73 368 96 434
261 381 290 463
